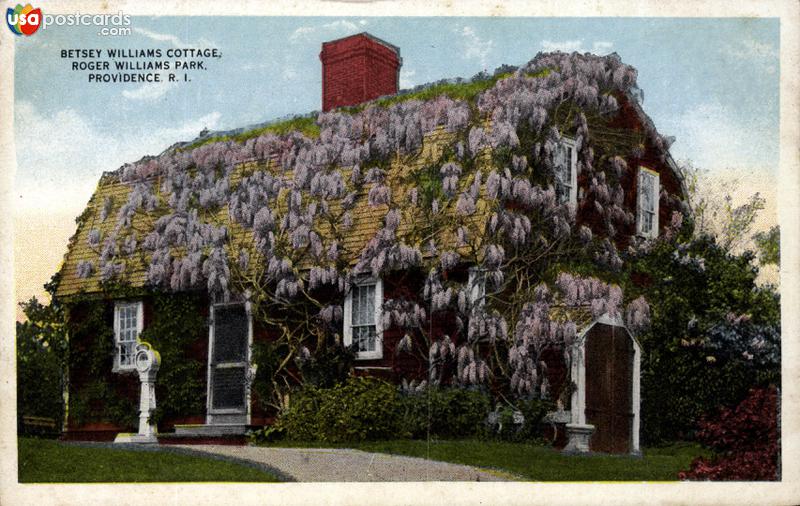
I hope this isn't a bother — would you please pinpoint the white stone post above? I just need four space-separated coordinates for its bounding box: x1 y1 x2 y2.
564 338 595 454
114 342 161 444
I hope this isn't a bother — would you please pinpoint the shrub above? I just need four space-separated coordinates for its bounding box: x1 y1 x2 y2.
64 299 138 429
277 386 323 441
489 398 553 442
514 398 553 441
398 387 491 439
249 424 286 444
679 386 779 481
279 376 400 442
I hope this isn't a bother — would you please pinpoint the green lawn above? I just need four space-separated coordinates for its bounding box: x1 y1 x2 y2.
18 438 282 483
264 439 709 481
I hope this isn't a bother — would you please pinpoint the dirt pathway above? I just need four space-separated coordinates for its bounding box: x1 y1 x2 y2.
176 445 517 482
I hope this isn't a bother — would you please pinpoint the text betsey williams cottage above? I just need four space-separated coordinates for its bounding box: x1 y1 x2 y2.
6 3 130 37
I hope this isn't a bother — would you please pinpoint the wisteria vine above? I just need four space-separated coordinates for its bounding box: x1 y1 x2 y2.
72 50 686 406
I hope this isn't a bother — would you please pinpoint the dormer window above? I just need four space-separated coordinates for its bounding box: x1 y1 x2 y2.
555 137 578 208
637 167 660 238
343 278 384 360
468 267 486 308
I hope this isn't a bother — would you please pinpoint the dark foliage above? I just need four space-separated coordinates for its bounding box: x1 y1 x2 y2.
754 225 780 267
626 234 781 443
16 297 67 434
398 388 492 439
66 300 137 430
279 376 400 442
139 293 207 427
679 386 779 481
297 341 357 388
250 340 284 412
493 398 554 442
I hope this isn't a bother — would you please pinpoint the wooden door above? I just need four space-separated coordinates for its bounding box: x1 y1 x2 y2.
584 325 633 453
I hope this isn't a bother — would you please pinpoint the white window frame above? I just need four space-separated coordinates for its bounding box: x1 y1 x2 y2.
555 137 578 208
636 167 660 239
343 278 384 360
468 267 486 308
113 301 143 373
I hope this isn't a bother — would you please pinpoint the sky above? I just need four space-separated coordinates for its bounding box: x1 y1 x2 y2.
12 16 780 313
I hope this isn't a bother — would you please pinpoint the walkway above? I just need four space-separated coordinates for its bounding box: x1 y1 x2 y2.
176 445 517 482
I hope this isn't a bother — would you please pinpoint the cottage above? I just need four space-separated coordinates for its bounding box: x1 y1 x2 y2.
54 33 686 453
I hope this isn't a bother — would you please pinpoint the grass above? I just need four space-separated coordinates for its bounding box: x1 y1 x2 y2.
262 439 709 481
369 73 512 108
18 437 282 483
180 70 531 151
182 115 321 151
162 66 558 155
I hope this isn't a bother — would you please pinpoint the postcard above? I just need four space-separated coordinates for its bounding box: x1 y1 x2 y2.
2 1 798 504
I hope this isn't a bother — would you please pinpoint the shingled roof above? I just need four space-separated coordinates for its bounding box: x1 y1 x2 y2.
55 127 493 299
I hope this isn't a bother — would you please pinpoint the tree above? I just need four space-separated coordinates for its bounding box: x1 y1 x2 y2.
681 162 766 253
626 233 780 443
16 297 68 432
754 225 780 266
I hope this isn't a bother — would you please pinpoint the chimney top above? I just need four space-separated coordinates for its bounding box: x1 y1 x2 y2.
321 32 401 58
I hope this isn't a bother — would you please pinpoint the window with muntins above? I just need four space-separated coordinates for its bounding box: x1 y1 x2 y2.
637 167 660 238
344 279 383 360
555 137 578 208
114 301 142 372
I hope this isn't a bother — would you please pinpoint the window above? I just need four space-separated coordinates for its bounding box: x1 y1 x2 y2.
637 167 660 238
343 278 383 360
113 301 143 372
555 137 578 208
468 267 486 308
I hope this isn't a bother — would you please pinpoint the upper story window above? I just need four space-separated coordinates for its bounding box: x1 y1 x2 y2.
554 137 578 208
343 278 384 360
113 301 143 372
637 167 660 238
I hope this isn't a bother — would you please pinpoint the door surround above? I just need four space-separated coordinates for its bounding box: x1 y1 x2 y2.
569 313 641 454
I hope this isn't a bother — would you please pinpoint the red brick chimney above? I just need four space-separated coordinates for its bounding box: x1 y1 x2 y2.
320 32 402 112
